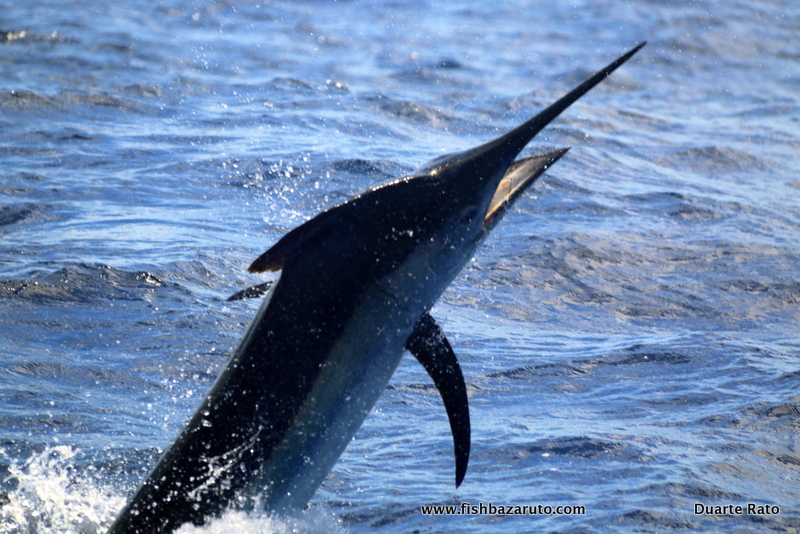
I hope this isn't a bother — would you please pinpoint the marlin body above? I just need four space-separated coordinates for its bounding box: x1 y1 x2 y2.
108 43 644 533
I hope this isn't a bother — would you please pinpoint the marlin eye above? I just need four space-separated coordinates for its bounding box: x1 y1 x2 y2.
460 207 480 226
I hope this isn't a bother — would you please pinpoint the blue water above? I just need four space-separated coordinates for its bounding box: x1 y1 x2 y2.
1 0 799 532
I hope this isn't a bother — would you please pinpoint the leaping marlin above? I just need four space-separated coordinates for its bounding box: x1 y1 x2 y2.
108 42 645 533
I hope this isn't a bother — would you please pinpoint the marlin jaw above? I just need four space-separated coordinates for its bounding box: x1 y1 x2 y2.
108 42 645 534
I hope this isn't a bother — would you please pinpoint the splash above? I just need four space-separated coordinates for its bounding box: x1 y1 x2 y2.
0 447 347 534
175 508 349 534
0 446 124 534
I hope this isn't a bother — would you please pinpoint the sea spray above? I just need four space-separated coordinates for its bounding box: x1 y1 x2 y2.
0 446 123 534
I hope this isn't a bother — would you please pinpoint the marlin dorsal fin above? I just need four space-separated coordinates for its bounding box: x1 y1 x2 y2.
406 312 470 487
248 205 350 273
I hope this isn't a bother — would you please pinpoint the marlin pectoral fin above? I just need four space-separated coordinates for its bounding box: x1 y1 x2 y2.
406 312 470 488
226 281 274 302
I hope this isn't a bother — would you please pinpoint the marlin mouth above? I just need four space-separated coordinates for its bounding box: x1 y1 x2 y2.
483 148 570 228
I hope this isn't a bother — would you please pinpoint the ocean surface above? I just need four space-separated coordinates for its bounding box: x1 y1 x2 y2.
1 1 798 533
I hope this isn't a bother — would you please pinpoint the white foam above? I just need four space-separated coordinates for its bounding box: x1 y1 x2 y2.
0 446 124 534
0 446 347 534
176 507 348 534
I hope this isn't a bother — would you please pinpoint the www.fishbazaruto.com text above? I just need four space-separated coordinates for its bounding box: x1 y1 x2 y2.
420 502 586 516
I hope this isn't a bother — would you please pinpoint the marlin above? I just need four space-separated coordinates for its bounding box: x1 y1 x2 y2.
108 42 645 533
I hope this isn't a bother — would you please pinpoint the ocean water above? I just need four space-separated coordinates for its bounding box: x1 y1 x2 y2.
1 0 798 533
